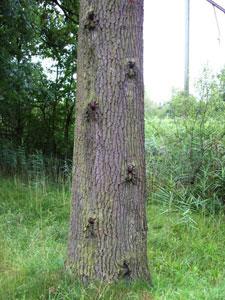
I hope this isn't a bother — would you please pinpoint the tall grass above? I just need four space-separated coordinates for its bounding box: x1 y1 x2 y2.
0 176 224 300
0 141 72 184
145 93 225 214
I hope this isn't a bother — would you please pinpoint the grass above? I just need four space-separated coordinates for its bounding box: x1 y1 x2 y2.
0 175 224 300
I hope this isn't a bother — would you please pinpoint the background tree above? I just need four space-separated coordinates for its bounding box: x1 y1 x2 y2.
66 0 151 283
0 0 79 163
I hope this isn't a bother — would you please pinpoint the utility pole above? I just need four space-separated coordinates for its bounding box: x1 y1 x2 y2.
184 0 190 94
184 0 225 94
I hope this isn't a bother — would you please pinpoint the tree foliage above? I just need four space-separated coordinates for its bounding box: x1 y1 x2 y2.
0 0 79 159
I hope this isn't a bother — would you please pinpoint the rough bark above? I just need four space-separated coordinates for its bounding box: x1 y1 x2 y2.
66 0 151 283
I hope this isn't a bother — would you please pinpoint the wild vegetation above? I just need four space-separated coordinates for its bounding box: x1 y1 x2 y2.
1 0 225 298
0 168 224 299
145 68 225 215
1 67 225 298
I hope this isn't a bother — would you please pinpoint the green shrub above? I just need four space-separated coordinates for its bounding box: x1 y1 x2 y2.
145 68 225 214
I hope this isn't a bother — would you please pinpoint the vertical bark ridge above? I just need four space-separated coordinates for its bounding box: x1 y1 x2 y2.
67 0 151 283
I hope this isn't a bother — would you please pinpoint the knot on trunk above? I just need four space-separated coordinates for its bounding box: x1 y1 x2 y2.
125 164 137 184
127 60 136 78
84 217 97 238
85 11 98 30
85 101 100 121
120 261 131 281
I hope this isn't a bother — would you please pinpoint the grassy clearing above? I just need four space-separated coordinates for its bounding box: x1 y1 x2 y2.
0 176 224 300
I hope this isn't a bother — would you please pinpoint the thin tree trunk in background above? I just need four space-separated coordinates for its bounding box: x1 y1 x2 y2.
67 0 151 283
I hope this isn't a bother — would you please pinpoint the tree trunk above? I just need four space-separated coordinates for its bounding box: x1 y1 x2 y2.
67 0 151 283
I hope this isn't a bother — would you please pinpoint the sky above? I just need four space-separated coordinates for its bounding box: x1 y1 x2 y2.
144 0 225 103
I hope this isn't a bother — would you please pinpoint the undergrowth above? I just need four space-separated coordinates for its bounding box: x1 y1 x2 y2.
0 176 224 300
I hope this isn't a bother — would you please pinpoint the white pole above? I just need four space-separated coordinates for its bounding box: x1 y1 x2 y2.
185 0 190 94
